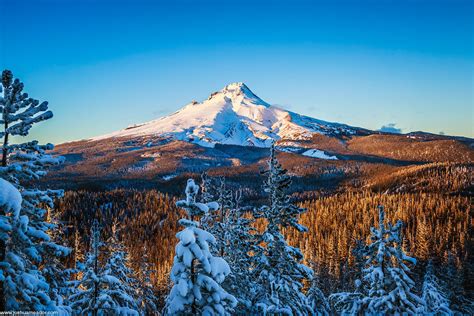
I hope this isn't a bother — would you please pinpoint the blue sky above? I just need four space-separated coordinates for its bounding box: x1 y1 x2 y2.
1 0 473 143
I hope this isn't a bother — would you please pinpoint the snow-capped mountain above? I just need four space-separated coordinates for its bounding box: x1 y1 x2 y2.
92 82 361 148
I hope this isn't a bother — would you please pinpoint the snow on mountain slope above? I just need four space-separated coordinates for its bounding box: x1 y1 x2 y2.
92 82 359 147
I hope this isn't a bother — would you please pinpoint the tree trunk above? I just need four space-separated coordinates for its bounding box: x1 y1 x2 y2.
191 215 196 315
219 207 224 257
93 245 98 316
2 121 8 167
0 230 5 311
0 122 8 310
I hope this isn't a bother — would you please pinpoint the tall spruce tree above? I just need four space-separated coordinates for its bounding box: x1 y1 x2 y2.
70 220 139 315
253 144 312 315
220 188 260 313
0 69 67 311
307 275 331 315
164 179 236 315
443 253 473 314
103 221 140 315
422 260 452 315
42 206 72 313
360 206 423 313
135 245 158 315
328 279 364 314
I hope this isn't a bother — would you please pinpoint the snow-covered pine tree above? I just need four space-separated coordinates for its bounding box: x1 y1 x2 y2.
164 179 237 315
0 69 66 311
42 206 72 314
220 188 260 312
135 244 158 315
359 205 423 314
306 275 330 315
328 279 363 314
200 172 215 204
199 172 218 234
66 227 84 313
103 221 140 315
0 178 23 307
328 242 366 315
212 177 233 257
443 253 473 315
253 144 313 315
70 220 138 315
422 260 452 315
73 226 85 280
70 220 109 315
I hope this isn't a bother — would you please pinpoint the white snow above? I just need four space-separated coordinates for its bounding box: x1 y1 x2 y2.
302 149 338 160
90 82 357 147
0 178 22 219
162 174 177 181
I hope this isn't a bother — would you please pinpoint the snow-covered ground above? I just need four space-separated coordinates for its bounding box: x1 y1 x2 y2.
302 149 338 160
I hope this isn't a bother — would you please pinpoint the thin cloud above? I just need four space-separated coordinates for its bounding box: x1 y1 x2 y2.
379 123 402 134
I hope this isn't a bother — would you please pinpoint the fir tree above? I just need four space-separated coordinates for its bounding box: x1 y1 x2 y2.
329 279 363 315
164 179 237 315
422 260 452 315
213 177 234 257
253 144 313 315
443 253 473 315
0 69 66 311
42 206 72 313
307 275 330 315
70 220 139 315
103 221 140 314
359 206 423 314
135 244 158 315
73 226 85 280
221 188 260 312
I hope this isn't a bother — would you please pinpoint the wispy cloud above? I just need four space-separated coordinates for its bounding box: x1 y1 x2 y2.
379 123 402 134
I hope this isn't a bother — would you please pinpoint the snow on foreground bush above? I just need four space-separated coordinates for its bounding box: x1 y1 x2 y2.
164 179 237 315
0 178 21 220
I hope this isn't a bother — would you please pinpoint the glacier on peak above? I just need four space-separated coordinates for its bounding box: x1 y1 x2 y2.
91 83 358 147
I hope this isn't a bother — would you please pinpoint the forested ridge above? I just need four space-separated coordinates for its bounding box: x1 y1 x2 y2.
55 188 472 312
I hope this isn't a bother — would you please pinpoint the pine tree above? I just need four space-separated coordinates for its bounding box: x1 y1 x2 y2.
307 275 330 315
164 179 237 315
199 172 218 235
135 245 158 315
70 220 108 315
220 188 260 312
329 278 364 315
73 226 85 280
359 206 423 313
253 144 313 315
415 217 432 262
0 69 66 311
42 206 72 313
200 171 215 204
443 253 473 315
70 220 139 315
422 260 452 315
103 221 140 315
213 177 234 257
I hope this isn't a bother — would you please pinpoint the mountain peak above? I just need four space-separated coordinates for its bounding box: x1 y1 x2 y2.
209 82 270 107
222 82 248 91
91 83 359 146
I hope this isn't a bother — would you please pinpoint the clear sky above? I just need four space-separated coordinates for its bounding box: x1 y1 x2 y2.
1 0 473 143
